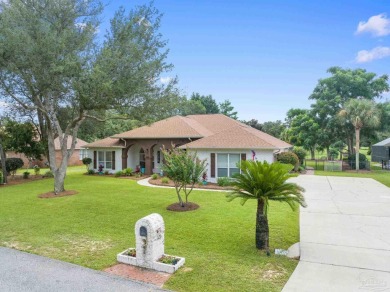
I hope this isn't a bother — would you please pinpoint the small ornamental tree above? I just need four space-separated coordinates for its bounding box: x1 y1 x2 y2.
82 157 92 171
161 146 206 207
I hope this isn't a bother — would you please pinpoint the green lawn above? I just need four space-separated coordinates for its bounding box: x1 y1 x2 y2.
315 167 390 188
0 167 299 292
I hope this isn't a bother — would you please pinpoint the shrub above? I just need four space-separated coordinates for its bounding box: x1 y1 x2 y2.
104 170 110 175
44 170 54 178
0 171 3 184
87 169 95 175
329 148 339 160
367 148 372 155
124 168 133 176
82 157 92 171
217 177 232 187
292 147 307 165
1 158 24 176
23 171 30 179
114 170 123 177
33 165 40 175
277 152 299 171
151 173 158 180
161 177 169 184
348 153 368 169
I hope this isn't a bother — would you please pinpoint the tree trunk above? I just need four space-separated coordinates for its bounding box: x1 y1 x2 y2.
310 148 315 160
355 128 360 171
255 199 269 250
347 136 354 154
0 141 7 184
326 146 330 160
54 168 66 194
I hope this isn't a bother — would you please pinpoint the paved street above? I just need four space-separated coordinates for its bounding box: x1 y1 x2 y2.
0 247 165 292
283 176 390 291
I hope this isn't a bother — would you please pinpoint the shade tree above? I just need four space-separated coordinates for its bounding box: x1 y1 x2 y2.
0 1 176 194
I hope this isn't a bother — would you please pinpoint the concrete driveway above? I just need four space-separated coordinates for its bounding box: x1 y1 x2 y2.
283 175 390 292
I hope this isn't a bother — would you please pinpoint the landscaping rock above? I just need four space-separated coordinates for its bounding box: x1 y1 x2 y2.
287 242 300 259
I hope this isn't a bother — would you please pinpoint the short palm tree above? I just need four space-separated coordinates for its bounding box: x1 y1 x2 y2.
227 161 306 250
339 99 381 171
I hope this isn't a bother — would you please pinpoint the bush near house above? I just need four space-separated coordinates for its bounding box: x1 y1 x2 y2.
292 147 307 166
277 152 299 171
82 157 92 171
217 177 232 186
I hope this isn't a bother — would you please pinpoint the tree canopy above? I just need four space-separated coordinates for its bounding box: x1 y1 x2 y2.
0 0 176 193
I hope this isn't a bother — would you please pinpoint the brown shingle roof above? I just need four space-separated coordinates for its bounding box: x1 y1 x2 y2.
112 115 212 139
181 124 291 149
54 137 88 150
83 137 125 148
85 114 291 150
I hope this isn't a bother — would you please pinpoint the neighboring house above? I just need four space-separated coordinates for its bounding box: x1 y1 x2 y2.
371 138 390 167
83 114 291 183
6 137 88 168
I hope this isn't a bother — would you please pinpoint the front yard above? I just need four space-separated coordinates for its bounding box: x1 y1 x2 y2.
0 167 299 292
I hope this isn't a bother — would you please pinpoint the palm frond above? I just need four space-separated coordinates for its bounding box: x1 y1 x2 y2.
226 160 306 213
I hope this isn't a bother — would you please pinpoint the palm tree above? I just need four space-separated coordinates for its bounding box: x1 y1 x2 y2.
227 161 306 250
339 99 381 171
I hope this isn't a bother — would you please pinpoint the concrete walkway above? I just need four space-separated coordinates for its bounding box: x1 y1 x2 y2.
283 176 390 291
0 247 165 292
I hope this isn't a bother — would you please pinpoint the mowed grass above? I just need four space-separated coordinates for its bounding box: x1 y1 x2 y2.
0 167 299 292
315 167 390 188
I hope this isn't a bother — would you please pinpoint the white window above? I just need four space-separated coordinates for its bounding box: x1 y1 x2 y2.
79 149 88 160
217 153 241 178
97 151 113 169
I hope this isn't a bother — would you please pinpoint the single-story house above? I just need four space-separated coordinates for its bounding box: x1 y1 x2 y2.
82 114 292 183
6 137 88 168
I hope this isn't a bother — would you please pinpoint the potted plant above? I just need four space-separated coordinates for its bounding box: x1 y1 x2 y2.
98 164 104 174
202 172 208 185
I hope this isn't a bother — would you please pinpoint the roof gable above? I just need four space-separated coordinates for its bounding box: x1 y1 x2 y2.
181 124 291 149
112 115 212 139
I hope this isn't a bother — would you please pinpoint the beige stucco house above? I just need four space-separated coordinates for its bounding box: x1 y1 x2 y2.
83 114 291 183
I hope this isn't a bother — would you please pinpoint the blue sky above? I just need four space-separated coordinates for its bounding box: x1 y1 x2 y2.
101 1 390 122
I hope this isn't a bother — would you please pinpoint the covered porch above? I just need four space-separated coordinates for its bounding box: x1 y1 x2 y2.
121 138 190 175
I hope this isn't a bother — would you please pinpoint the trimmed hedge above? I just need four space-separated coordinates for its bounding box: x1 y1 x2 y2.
277 152 299 170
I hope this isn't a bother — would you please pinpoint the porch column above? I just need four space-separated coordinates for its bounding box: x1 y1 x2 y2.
145 154 153 175
122 148 128 169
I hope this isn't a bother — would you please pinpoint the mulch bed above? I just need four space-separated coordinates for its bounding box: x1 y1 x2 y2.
84 173 147 181
166 202 200 212
0 175 48 187
38 190 78 198
149 177 234 191
104 264 171 288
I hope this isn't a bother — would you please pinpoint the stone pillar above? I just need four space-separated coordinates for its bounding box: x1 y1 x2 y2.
135 213 165 269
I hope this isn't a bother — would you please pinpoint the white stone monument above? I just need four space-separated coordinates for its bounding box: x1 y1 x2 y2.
117 213 185 274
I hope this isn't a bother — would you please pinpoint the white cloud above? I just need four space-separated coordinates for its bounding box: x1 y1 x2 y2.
0 101 8 108
356 46 390 63
160 77 172 84
356 13 390 37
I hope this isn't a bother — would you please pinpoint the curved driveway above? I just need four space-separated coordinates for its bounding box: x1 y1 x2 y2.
283 176 390 291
